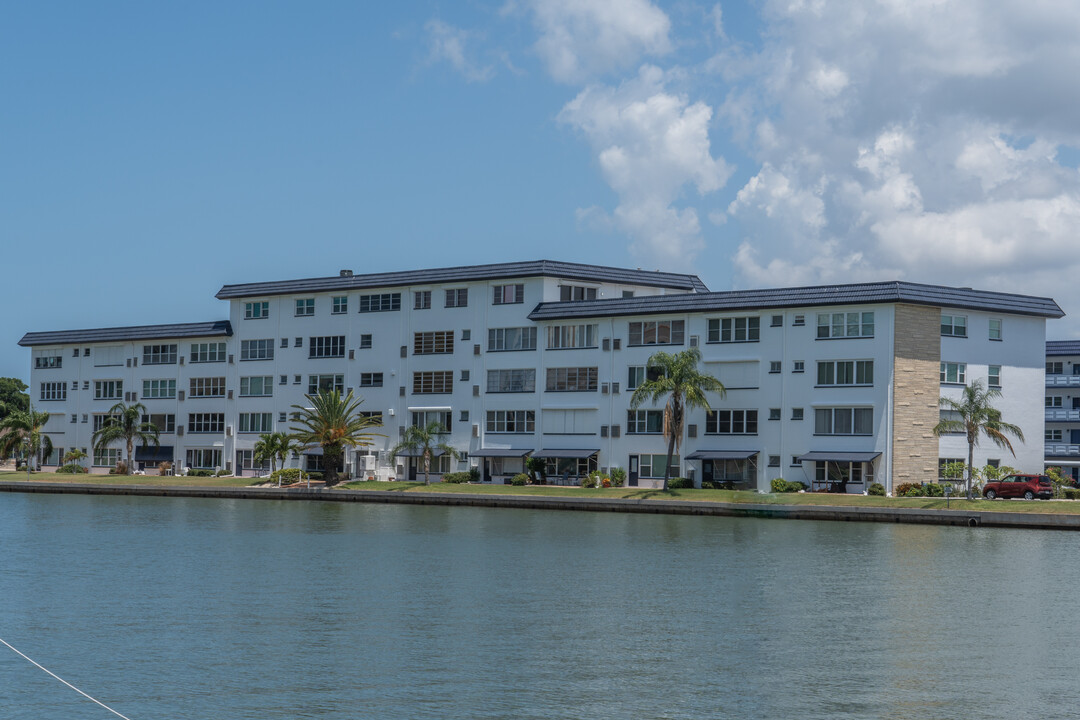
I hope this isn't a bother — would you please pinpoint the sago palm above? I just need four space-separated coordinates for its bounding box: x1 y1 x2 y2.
933 379 1024 499
392 420 459 485
289 390 383 486
630 347 725 491
92 402 159 475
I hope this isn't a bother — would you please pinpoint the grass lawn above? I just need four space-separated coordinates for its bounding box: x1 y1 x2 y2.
0 470 259 487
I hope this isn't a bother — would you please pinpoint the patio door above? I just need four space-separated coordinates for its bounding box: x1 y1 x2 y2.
702 459 714 484
628 455 639 487
408 458 417 481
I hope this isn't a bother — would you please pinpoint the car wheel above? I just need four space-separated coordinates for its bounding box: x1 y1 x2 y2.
1024 490 1035 500
985 490 996 499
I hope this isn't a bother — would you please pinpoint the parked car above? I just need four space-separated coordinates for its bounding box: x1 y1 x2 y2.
983 474 1053 500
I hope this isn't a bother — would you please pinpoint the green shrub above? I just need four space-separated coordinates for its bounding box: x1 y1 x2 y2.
609 467 627 487
580 474 597 488
667 477 693 489
510 473 529 486
467 466 480 483
770 479 808 493
867 482 885 496
187 469 214 477
215 469 231 477
1064 488 1080 500
894 482 918 496
442 471 472 484
269 468 302 483
56 464 88 474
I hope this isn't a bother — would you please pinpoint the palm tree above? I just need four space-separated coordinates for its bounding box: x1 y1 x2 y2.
91 402 159 475
0 407 53 474
933 379 1025 500
289 390 383 487
630 347 725 491
392 420 460 485
253 431 298 486
62 448 88 468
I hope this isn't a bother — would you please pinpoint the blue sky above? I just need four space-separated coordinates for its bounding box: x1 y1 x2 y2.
4 0 1080 381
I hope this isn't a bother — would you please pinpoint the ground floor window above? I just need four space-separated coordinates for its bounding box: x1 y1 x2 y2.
236 450 271 472
544 456 597 481
636 454 679 479
186 448 222 470
486 457 525 477
710 457 756 483
45 446 65 466
813 460 872 492
939 457 965 482
94 448 123 467
305 454 345 473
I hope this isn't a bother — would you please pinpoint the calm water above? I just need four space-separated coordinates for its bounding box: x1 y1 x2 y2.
0 494 1077 719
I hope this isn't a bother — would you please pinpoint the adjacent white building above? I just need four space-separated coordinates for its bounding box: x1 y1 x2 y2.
19 260 1062 492
1045 340 1080 482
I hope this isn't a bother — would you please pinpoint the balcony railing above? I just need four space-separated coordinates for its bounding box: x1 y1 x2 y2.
1046 444 1080 457
1046 409 1080 422
1047 375 1080 387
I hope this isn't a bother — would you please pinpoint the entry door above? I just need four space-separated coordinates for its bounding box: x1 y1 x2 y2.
628 456 639 487
483 460 491 482
408 458 417 481
1071 429 1080 444
702 460 714 484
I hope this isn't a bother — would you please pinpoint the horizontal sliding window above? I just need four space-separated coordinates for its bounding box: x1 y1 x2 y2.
94 346 124 367
817 312 874 339
95 380 123 400
309 336 345 359
188 413 225 433
413 371 453 394
295 298 315 317
627 409 663 434
142 413 175 433
493 284 524 305
486 410 535 433
638 454 679 479
142 344 177 365
239 376 272 397
547 324 597 349
189 377 225 398
817 360 874 386
186 448 222 469
814 407 873 435
487 368 536 393
143 379 177 399
545 367 598 392
190 342 226 363
244 301 269 319
40 382 66 401
238 412 273 433
941 314 966 337
358 293 400 313
708 317 759 343
488 327 537 352
445 288 468 308
940 362 966 384
629 320 684 346
332 296 348 314
308 374 344 395
412 410 451 431
560 285 597 302
359 372 383 388
94 448 123 467
705 409 758 435
414 331 454 355
240 339 274 361
627 365 662 390
34 354 62 369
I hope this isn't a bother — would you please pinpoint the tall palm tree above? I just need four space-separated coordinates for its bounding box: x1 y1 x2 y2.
933 379 1025 500
92 402 159 475
0 407 52 473
253 431 298 485
630 347 726 491
289 390 383 487
392 420 459 485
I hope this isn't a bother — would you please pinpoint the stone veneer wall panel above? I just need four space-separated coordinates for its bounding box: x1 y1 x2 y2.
891 304 941 488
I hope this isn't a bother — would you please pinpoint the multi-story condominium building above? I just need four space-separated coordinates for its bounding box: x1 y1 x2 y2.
20 260 1062 493
1045 340 1080 482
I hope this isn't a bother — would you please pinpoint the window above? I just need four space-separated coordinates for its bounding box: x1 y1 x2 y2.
487 369 536 393
638 454 679 478
705 410 758 435
280 375 287 386
1047 429 1063 442
769 361 781 374
244 301 269 319
359 411 383 424
768 408 781 421
414 331 454 355
628 320 685 346
142 344 177 365
94 448 123 467
188 413 225 433
93 413 120 432
708 317 760 343
488 327 537 352
189 377 225 398
817 360 874 386
547 324 598 349
768 455 781 468
627 365 662 390
308 374 344 394
940 362 966 384
295 337 303 348
143 414 176 433
792 408 804 421
295 298 315 316
493 284 524 305
445 288 468 308
560 285 597 302
190 342 226 363
938 409 964 433
627 410 664 434
793 315 805 326
94 380 123 400
771 315 783 327
1047 361 1064 375
988 365 1001 387
359 334 372 349
545 367 598 392
238 413 273 433
412 410 451 432
460 370 470 382
239 376 273 397
186 448 222 469
40 382 66 401
941 314 967 337
143 379 177 399
413 371 453 394
332 296 348 314
309 336 346 359
1047 396 1063 408
817 312 874 339
462 329 471 341
359 373 383 387
94 346 124 367
989 318 1002 341
34 354 62 369
814 408 873 435
486 410 535 433
414 291 431 310
240 339 274 361
793 361 805 373
358 293 401 313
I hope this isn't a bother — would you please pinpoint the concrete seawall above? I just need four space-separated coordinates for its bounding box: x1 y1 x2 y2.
4 481 1080 530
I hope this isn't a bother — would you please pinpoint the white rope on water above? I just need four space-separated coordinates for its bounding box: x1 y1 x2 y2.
0 635 134 719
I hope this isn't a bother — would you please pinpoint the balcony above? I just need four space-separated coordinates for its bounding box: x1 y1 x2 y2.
1046 409 1080 422
1046 444 1080 457
1047 375 1080 388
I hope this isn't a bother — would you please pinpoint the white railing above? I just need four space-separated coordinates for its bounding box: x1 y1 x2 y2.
1045 409 1080 422
1047 375 1080 387
1046 444 1080 457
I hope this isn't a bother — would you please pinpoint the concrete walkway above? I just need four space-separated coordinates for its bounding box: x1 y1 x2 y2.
3 481 1080 530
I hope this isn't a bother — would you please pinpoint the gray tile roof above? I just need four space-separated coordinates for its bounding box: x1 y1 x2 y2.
19 320 233 347
1047 340 1080 356
528 280 1065 321
215 260 708 299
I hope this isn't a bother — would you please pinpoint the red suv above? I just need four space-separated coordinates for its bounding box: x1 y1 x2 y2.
983 474 1053 500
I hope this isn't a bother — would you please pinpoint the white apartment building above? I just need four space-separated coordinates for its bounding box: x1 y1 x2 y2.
1045 340 1080 481
19 260 1062 492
